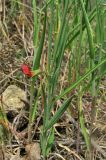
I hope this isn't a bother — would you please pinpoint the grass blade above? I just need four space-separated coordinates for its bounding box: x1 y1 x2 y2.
45 96 74 130
56 58 106 100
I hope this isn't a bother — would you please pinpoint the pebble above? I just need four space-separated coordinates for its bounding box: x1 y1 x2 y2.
0 85 27 112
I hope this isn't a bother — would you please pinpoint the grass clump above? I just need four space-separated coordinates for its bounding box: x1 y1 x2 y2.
0 0 106 159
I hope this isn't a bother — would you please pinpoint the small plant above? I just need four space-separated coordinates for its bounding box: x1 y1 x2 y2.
0 0 106 160
25 0 106 159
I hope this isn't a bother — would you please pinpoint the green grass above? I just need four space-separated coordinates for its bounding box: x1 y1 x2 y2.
27 0 106 159
1 0 106 159
27 0 106 158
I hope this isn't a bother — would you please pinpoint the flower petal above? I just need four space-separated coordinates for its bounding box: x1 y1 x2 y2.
21 64 33 77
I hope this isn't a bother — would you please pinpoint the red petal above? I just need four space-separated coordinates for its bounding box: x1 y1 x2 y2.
21 64 33 77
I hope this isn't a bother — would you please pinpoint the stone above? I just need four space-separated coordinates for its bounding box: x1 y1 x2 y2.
0 85 27 111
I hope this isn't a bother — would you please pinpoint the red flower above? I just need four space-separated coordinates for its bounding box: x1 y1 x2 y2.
21 64 34 77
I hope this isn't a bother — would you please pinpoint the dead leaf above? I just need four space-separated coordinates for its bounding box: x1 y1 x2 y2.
10 155 25 160
0 148 4 160
25 143 41 160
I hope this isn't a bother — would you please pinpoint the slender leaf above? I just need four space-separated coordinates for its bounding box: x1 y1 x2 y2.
45 96 74 130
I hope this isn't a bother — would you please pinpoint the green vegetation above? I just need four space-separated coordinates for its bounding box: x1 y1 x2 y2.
0 0 106 159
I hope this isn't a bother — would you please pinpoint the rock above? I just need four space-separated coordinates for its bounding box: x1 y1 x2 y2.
1 85 27 111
